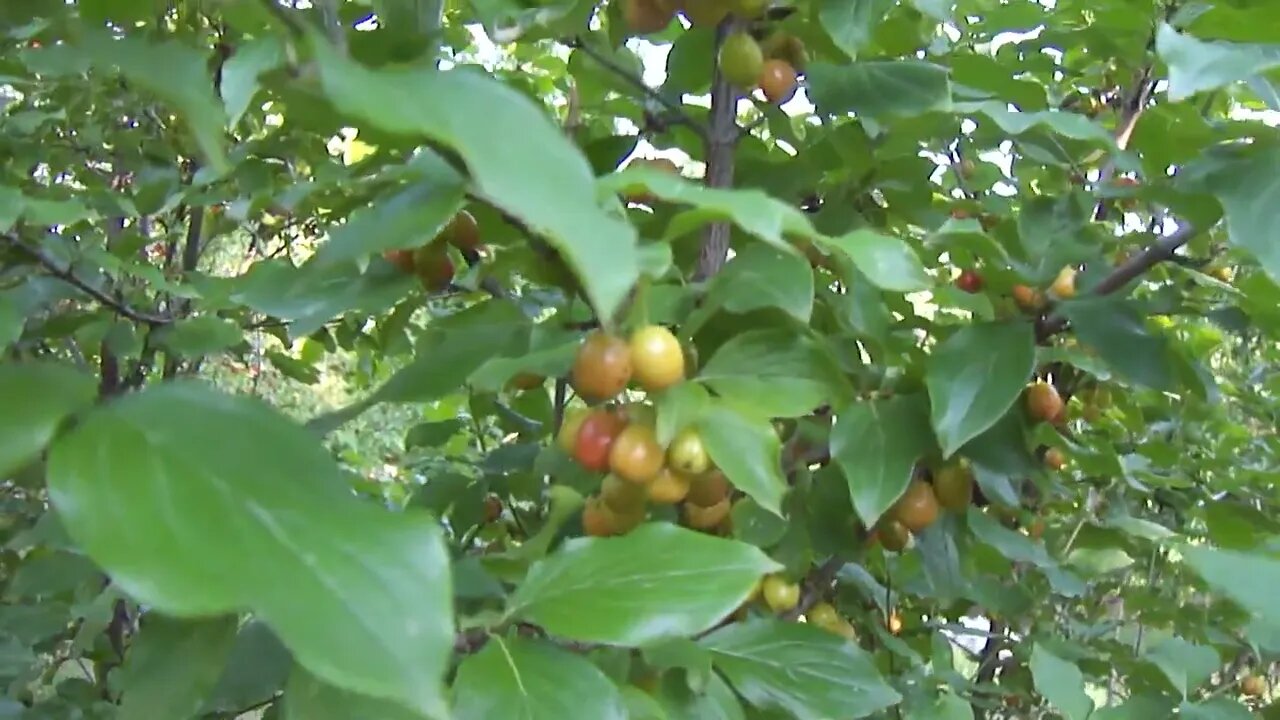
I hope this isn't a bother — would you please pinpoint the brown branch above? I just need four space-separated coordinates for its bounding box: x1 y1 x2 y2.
781 556 845 621
4 234 172 326
695 18 741 280
1093 64 1156 222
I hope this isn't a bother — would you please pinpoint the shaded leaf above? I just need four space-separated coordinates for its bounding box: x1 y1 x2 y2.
705 243 814 323
1197 144 1280 283
0 363 96 478
117 614 239 720
808 61 951 119
282 667 426 720
925 322 1036 457
1182 545 1280 628
1143 636 1219 698
452 637 626 720
1030 644 1093 720
830 394 934 527
698 328 851 419
1059 298 1174 390
221 36 285 127
154 316 244 357
201 621 293 715
698 402 788 516
819 0 894 59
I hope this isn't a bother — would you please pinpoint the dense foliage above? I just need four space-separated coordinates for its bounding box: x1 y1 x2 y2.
3 0 1280 718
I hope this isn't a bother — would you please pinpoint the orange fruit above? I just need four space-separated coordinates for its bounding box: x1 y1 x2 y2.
890 479 940 533
758 59 798 104
571 331 633 403
683 496 730 529
608 424 665 484
647 467 692 504
1025 382 1064 423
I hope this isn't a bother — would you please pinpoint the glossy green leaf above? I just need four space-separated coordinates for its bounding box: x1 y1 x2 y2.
282 667 426 720
201 621 293 716
1182 545 1280 627
701 619 901 719
820 0 894 59
154 316 244 357
831 394 934 527
807 61 951 119
821 229 931 292
313 180 465 266
698 328 851 419
697 402 788 516
231 258 417 337
1179 698 1255 720
453 637 626 720
1059 298 1174 390
705 243 814 323
507 523 780 646
309 35 638 321
117 614 239 720
0 363 96 478
1030 644 1093 720
46 383 453 718
1143 636 1219 698
79 31 229 172
657 671 745 720
925 321 1036 457
1157 23 1280 101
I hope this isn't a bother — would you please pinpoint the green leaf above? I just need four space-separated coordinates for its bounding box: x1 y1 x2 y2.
452 637 626 720
80 31 229 173
0 363 96 478
231 258 417 337
468 339 577 394
1197 144 1280 283
807 61 951 119
1059 298 1174 390
654 381 712 447
313 179 465 267
820 229 930 292
1030 644 1093 720
698 328 851 419
1143 636 1219 698
830 394 934 527
221 36 285 127
201 621 293 716
956 101 1114 144
117 614 239 720
657 671 745 720
731 496 788 548
697 402 788 516
282 667 426 720
46 383 453 718
1157 24 1280 101
507 523 780 646
309 35 638 322
704 243 814 323
1179 698 1255 720
907 692 973 720
966 508 1052 567
701 619 901 719
1182 545 1280 628
0 187 22 232
154 316 245 357
819 0 894 59
925 321 1036 457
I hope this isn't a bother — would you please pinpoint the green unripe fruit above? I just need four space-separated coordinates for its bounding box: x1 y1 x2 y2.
718 32 764 89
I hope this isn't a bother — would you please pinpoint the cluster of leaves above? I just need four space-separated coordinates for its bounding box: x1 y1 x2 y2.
4 0 1280 718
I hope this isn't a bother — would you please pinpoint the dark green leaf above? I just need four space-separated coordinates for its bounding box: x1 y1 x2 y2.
453 637 626 720
819 0 894 59
697 402 788 516
282 667 425 720
0 363 96 478
830 394 934 527
655 381 712 447
701 619 901 719
221 36 285 126
807 61 951 119
658 672 745 720
508 523 779 646
313 179 465 267
1143 636 1219 698
117 614 239 720
47 383 453 718
201 621 293 715
705 243 814 323
1179 698 1255 720
925 321 1036 457
698 328 852 419
154 316 245 357
1059 298 1174 390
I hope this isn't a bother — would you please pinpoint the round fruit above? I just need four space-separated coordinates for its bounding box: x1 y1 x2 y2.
629 325 685 391
623 0 675 34
718 31 764 89
413 245 454 291
1025 381 1064 423
623 157 679 204
1051 266 1077 299
891 479 940 533
886 611 903 635
765 34 808 71
1026 517 1046 540
678 0 729 26
571 331 633 403
1044 447 1067 471
807 602 840 628
383 248 416 273
557 407 591 454
1209 265 1234 283
483 495 503 523
933 460 974 511
573 409 627 472
831 618 858 642
609 424 665 484
759 59 798 104
582 496 619 537
875 518 910 552
761 575 800 612
648 467 692 504
1241 674 1266 697
728 0 768 19
686 470 730 507
950 207 972 220
443 209 480 251
1012 284 1044 312
602 473 648 514
507 372 544 392
956 269 984 293
667 428 711 475
683 496 730 529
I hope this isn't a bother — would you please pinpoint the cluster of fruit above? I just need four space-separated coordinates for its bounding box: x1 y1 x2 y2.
719 29 805 105
868 460 974 553
754 575 861 639
381 209 481 291
953 262 1079 309
557 327 734 536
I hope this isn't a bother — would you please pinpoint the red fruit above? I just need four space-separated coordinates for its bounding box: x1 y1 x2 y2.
573 409 626 472
956 269 984 293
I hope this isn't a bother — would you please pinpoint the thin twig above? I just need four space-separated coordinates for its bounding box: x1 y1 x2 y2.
781 556 844 621
567 37 706 139
4 234 172 326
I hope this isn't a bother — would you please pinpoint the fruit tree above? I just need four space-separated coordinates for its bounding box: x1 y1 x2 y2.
4 0 1280 718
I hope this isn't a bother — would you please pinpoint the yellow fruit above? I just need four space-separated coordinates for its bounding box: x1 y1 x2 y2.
1050 266 1077 300
761 575 800 612
629 325 685 391
890 479 940 533
718 31 764 88
1209 265 1234 283
667 428 711 475
648 467 692 504
831 618 858 642
608 424 665 484
1025 382 1064 423
683 496 730 529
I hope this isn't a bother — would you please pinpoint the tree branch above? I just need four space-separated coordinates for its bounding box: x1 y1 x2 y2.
566 37 706 139
1092 62 1156 221
695 18 741 280
4 234 172 326
781 556 845 621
